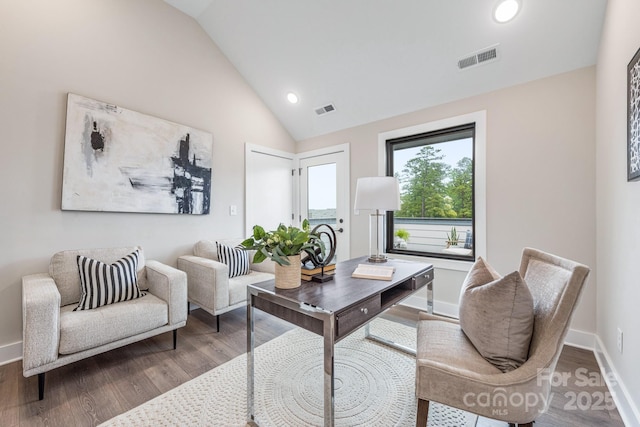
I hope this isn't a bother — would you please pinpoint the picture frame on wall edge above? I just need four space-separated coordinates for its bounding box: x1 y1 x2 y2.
627 46 640 182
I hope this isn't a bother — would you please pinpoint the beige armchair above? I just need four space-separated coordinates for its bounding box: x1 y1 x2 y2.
22 246 187 400
177 239 275 331
415 248 590 427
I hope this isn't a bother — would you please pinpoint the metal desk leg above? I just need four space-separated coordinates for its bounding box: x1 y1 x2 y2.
323 314 335 427
364 323 416 356
364 280 433 356
247 296 256 426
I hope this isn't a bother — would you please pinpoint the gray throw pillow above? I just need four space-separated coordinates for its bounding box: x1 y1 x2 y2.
459 257 534 372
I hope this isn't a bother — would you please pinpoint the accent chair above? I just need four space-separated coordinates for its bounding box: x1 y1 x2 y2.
415 247 590 427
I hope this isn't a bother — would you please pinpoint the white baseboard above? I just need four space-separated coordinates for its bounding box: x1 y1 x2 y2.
401 295 459 318
0 341 22 367
594 336 640 427
564 328 597 350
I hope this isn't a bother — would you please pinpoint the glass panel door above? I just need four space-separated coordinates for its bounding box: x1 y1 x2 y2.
299 148 349 263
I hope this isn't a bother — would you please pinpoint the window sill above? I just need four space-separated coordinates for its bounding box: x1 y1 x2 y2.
441 247 473 256
385 252 473 272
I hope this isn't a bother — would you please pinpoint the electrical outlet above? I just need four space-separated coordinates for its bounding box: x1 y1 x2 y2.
229 205 237 216
617 328 623 354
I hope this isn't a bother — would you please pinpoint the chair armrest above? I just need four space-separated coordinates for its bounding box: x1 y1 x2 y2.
145 260 187 325
177 255 230 311
22 274 61 375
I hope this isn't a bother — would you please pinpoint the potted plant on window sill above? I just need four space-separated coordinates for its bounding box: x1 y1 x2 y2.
446 226 459 248
394 228 410 249
241 219 325 289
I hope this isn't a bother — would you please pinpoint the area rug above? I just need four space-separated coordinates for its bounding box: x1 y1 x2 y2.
100 319 477 427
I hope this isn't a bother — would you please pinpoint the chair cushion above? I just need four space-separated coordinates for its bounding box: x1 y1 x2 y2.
216 242 250 278
459 257 534 372
75 250 145 311
59 293 168 355
417 318 502 377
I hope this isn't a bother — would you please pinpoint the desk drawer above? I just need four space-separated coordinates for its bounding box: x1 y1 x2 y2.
412 269 434 290
336 294 381 337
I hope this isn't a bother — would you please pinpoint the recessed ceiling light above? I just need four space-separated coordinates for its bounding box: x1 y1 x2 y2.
286 92 299 104
494 0 520 23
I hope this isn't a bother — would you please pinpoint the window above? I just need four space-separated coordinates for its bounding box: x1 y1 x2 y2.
379 112 487 264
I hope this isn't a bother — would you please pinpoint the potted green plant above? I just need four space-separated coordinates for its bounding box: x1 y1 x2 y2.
446 226 459 248
394 228 410 249
241 219 325 289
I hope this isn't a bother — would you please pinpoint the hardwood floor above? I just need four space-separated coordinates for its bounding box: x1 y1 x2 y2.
0 306 625 426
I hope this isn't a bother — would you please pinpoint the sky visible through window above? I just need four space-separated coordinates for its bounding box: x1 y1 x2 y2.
308 163 336 210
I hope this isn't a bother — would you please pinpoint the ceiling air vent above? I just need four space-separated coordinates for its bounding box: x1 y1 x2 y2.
315 103 336 116
458 44 500 70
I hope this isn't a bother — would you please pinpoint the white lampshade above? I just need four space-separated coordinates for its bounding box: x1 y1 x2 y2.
354 177 401 212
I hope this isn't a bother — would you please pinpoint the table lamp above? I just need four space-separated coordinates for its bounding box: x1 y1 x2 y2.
354 176 401 263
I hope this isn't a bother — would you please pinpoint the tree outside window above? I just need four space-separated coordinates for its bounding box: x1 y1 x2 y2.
386 124 475 260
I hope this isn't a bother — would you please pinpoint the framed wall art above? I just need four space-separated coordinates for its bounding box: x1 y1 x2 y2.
628 47 640 182
62 93 213 214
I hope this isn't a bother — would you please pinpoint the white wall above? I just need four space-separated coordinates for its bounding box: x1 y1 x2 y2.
0 0 295 355
596 0 640 422
298 67 597 336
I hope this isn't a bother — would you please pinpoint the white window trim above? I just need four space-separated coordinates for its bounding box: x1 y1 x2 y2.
377 111 487 272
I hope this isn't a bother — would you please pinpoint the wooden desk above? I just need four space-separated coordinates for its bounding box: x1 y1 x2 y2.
246 256 434 427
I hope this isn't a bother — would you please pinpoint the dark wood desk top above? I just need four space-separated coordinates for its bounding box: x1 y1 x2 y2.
249 256 433 314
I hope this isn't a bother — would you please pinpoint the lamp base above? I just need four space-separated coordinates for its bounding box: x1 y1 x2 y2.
367 254 388 263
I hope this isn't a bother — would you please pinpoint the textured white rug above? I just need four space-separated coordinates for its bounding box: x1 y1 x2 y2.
101 319 477 427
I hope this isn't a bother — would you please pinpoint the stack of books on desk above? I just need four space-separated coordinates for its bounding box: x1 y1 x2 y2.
301 263 336 281
351 264 395 281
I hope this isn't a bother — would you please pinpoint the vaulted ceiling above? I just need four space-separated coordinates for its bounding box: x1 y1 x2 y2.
165 0 607 141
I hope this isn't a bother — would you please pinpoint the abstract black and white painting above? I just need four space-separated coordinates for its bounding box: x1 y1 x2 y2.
62 93 213 214
628 47 640 182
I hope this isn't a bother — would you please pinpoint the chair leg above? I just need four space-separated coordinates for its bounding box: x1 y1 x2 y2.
216 315 220 332
38 372 45 400
416 398 429 427
173 329 177 350
518 424 533 427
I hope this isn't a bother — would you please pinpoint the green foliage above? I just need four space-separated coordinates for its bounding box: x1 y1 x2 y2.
447 157 473 218
446 227 459 246
241 219 325 266
396 149 472 220
395 228 410 241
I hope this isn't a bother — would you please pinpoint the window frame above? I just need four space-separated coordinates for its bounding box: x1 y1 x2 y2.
385 123 476 262
377 111 486 272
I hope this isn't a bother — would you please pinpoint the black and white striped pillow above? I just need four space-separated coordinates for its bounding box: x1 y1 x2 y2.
216 242 250 278
74 250 146 311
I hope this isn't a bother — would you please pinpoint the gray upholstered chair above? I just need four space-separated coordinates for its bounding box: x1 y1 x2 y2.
22 246 187 400
177 239 275 331
415 248 590 427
